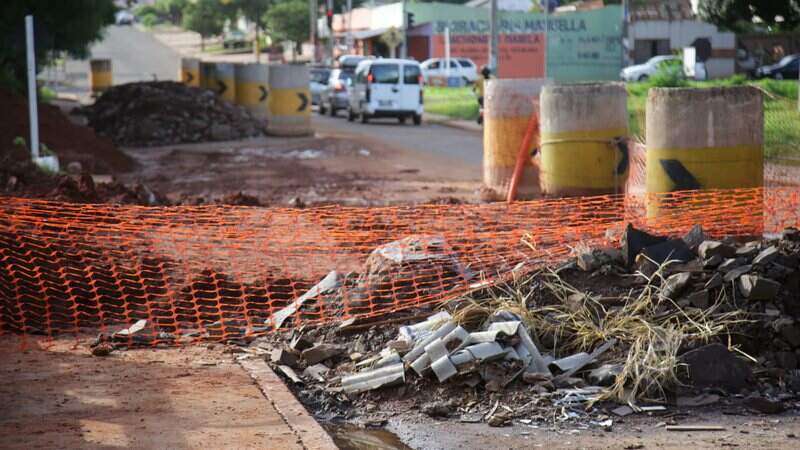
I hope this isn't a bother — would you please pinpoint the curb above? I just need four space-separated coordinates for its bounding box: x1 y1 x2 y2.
239 358 338 450
424 113 483 133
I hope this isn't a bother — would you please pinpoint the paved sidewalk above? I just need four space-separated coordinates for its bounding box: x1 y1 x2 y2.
0 336 335 449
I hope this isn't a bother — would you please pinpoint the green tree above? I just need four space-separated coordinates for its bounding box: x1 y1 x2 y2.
698 0 800 32
233 0 272 61
0 0 116 93
264 0 309 61
182 0 227 50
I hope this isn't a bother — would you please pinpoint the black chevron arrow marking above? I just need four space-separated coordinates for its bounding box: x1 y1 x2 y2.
217 80 227 95
660 159 701 190
258 86 268 102
297 92 308 112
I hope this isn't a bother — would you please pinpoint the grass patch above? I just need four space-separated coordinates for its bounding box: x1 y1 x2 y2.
424 86 479 121
626 78 799 159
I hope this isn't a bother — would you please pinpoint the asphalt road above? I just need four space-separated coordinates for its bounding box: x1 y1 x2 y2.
313 113 483 166
56 25 179 90
52 25 483 167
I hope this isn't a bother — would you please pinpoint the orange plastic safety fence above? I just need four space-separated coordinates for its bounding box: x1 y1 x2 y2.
2 187 800 345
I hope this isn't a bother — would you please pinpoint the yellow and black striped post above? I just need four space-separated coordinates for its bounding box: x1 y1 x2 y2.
645 87 764 227
266 64 312 136
234 63 269 118
539 83 629 197
199 61 216 90
213 62 236 102
483 79 549 200
89 59 112 95
180 57 200 87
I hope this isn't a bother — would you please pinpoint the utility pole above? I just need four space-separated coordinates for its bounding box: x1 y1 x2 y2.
401 0 408 59
489 0 498 73
346 0 352 54
310 0 318 64
25 15 39 159
326 0 334 65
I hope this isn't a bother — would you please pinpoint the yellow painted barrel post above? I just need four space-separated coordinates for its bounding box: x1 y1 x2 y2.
539 83 629 197
180 57 200 87
89 59 112 95
483 79 549 200
234 63 269 118
199 61 216 90
213 62 236 102
267 64 312 137
645 87 764 225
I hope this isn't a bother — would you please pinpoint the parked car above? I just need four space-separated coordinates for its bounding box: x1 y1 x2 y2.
338 54 372 71
347 59 423 125
420 57 478 83
115 10 135 25
755 54 800 80
620 55 678 82
319 69 353 117
310 67 331 106
223 30 247 49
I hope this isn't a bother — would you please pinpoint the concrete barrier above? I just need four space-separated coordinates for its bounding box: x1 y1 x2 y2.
213 63 236 102
539 83 629 197
646 86 763 193
199 61 216 90
234 63 269 118
483 79 549 200
179 57 200 87
267 64 312 137
89 59 112 95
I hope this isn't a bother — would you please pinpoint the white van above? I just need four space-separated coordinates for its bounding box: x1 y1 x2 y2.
347 59 423 125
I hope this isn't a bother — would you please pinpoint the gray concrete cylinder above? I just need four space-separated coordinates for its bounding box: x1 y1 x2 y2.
539 82 628 197
267 64 312 137
645 86 763 194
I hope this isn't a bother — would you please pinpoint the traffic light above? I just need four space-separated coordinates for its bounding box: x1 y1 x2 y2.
407 12 415 29
326 8 333 29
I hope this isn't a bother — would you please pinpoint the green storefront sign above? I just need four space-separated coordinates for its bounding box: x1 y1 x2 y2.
407 3 623 81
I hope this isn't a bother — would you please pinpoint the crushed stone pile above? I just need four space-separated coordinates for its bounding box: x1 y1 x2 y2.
78 82 265 146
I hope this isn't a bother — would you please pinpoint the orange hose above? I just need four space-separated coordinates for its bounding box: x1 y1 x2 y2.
506 107 540 203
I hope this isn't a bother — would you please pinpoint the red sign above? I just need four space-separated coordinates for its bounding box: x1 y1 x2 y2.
431 33 545 78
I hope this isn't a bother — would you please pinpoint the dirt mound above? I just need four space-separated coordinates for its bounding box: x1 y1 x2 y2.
1 144 164 205
78 82 266 147
0 88 134 174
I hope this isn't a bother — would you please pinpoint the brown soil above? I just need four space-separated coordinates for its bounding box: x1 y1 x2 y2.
0 88 134 173
0 335 303 450
116 133 481 207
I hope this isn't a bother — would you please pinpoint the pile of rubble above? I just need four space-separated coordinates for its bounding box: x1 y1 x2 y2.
77 82 265 146
255 223 800 428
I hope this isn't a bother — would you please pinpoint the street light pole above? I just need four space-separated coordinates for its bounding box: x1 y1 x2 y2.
25 15 39 160
489 0 498 73
401 0 408 59
310 0 317 64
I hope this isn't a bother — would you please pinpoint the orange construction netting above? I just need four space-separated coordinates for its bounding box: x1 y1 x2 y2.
2 186 799 345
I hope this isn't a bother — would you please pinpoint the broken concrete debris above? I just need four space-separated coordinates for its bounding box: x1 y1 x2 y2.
257 223 800 431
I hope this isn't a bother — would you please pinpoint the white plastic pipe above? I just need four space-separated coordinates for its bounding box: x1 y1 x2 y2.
444 26 450 79
25 15 40 159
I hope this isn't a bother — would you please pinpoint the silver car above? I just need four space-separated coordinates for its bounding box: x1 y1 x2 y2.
310 67 331 106
319 69 353 117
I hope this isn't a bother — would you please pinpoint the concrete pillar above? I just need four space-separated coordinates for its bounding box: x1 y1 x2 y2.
89 59 112 95
646 86 764 193
199 61 215 90
267 64 312 137
213 63 236 102
234 63 269 119
483 79 548 200
539 83 629 197
179 57 200 87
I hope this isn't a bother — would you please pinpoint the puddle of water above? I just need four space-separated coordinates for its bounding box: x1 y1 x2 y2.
322 424 412 450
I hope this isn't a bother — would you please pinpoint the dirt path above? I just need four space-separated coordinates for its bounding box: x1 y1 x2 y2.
116 130 481 206
0 336 324 450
